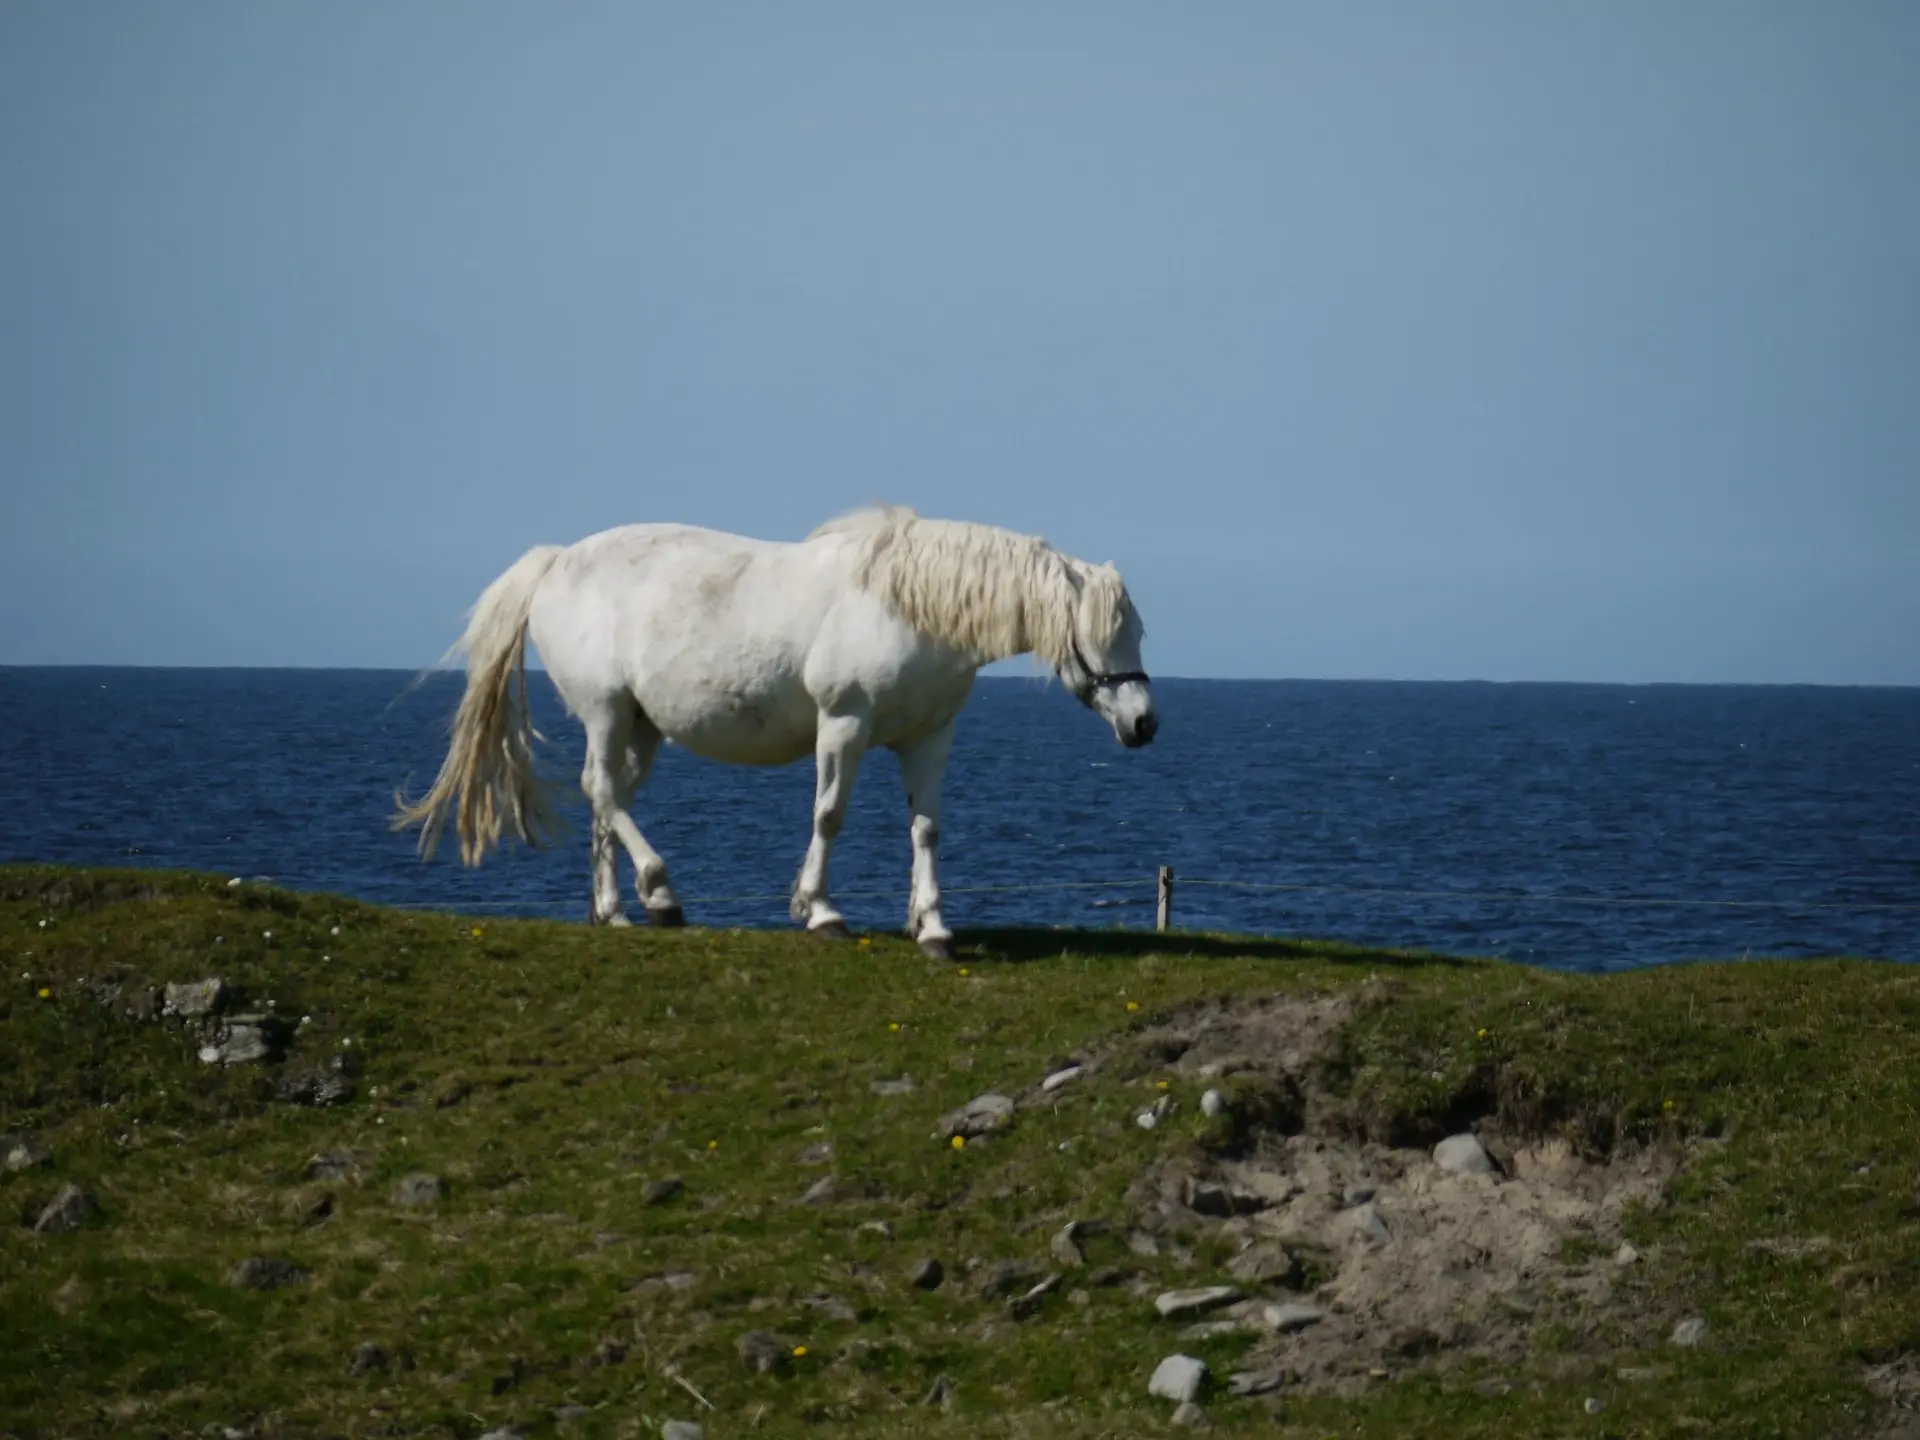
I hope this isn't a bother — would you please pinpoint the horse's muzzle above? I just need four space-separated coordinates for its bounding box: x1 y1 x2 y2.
1121 712 1159 748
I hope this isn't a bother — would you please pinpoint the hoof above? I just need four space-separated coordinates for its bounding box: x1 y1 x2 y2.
918 935 955 962
647 904 686 929
588 908 630 928
810 919 853 941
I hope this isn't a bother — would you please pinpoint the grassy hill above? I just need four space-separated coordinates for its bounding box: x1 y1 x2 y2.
2 865 1917 1439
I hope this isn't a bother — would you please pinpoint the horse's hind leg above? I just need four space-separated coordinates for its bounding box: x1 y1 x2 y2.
579 699 682 927
610 714 683 926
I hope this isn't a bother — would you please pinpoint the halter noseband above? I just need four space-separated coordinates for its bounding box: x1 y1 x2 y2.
1069 636 1150 704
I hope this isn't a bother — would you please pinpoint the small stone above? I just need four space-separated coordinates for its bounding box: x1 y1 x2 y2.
1128 1230 1162 1258
1 1134 52 1172
392 1173 446 1206
1340 1185 1376 1208
799 1175 837 1205
796 1140 834 1166
1433 1133 1495 1176
1614 1242 1640 1266
1008 1273 1061 1319
1154 1286 1240 1318
938 1093 1015 1139
641 1177 684 1206
1178 1320 1246 1341
1264 1301 1326 1334
661 1423 704 1440
1199 1088 1226 1117
1050 1222 1085 1267
308 1153 358 1183
871 1077 915 1096
979 1259 1044 1297
552 1404 591 1427
1136 1110 1158 1130
1149 1353 1209 1403
1171 1400 1210 1429
477 1430 523 1440
920 1374 954 1408
229 1256 309 1291
1671 1316 1708 1348
32 1183 95 1234
349 1341 389 1375
1617 1366 1660 1383
1342 1201 1390 1247
908 1257 945 1290
1227 1368 1287 1396
737 1329 789 1374
163 979 226 1017
1041 1065 1084 1092
857 1219 893 1239
1226 1241 1298 1286
1584 1396 1605 1414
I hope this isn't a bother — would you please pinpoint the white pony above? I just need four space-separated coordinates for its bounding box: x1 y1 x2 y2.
394 505 1156 957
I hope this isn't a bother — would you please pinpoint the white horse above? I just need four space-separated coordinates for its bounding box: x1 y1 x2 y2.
394 505 1157 957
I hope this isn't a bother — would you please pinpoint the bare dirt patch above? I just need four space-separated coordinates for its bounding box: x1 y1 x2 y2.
1114 992 1689 1394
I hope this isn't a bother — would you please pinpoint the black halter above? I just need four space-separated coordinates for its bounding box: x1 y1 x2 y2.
1069 636 1150 705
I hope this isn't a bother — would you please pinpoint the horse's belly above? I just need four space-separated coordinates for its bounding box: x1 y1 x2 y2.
648 687 817 767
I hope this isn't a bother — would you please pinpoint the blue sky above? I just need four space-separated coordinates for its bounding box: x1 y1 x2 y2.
3 1 1915 682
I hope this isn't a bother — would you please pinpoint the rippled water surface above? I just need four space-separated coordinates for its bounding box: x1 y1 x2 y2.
3 668 1915 972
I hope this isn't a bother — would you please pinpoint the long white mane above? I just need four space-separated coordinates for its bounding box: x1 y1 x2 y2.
809 506 1132 669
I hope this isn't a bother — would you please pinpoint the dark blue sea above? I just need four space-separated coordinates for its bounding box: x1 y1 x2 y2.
2 668 1915 972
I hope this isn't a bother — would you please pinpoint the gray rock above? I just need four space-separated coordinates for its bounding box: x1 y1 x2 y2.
1226 1241 1299 1286
979 1259 1044 1297
1040 1065 1084 1092
799 1175 837 1205
1584 1397 1606 1414
1199 1088 1226 1117
870 1076 915 1097
1671 1316 1708 1348
197 1015 287 1066
1433 1132 1495 1176
1171 1400 1210 1429
1265 1301 1326 1334
1186 1179 1235 1218
1340 1185 1376 1208
1128 1230 1162 1258
1050 1222 1085 1267
33 1183 95 1234
641 1177 684 1206
737 1329 789 1374
308 1152 359 1183
1177 1320 1247 1341
274 1063 356 1107
230 1256 309 1291
939 1092 1015 1139
1342 1201 1390 1247
392 1173 446 1207
796 1140 834 1166
661 1423 705 1440
1227 1368 1287 1396
920 1374 954 1408
163 979 226 1018
1 1134 51 1173
477 1430 523 1440
908 1257 945 1290
1614 1242 1641 1266
552 1404 591 1427
1008 1273 1061 1319
1154 1286 1240 1318
1149 1353 1209 1403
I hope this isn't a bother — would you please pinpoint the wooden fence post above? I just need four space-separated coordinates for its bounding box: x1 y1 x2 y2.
1156 866 1174 932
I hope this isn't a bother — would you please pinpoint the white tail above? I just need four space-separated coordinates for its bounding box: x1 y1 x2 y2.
393 545 566 865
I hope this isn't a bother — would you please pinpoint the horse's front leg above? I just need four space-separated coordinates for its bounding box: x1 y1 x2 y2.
896 723 956 960
791 711 869 938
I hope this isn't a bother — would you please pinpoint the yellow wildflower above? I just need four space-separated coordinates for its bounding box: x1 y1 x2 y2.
38 987 51 1000
792 1345 808 1357
1126 1000 1140 1012
951 1135 966 1150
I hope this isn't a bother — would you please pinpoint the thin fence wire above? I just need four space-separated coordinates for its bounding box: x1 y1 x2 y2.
380 875 1920 916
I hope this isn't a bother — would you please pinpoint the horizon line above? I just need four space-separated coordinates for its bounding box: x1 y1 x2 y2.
0 662 1913 691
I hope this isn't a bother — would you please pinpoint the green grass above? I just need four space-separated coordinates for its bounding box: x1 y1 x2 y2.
2 864 1917 1439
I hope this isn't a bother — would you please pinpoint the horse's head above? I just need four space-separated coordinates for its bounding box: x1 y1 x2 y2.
1061 562 1157 749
